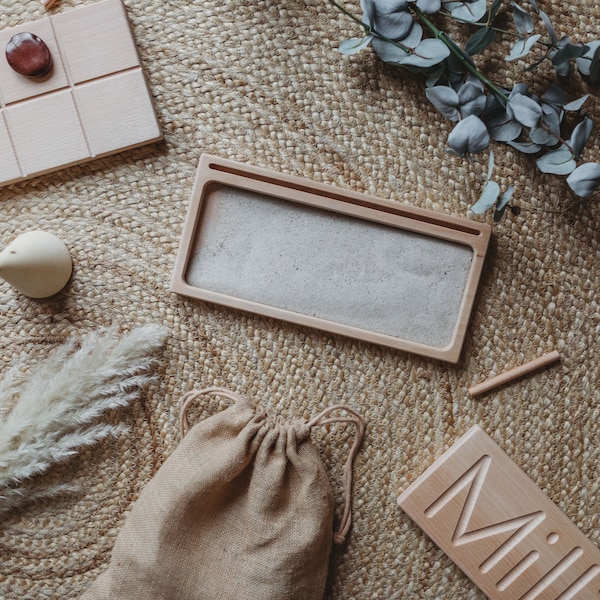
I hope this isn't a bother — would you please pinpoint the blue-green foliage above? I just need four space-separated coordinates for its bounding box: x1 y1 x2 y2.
331 0 600 218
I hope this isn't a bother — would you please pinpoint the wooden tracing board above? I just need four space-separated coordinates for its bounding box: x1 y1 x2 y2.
0 0 162 187
398 426 600 599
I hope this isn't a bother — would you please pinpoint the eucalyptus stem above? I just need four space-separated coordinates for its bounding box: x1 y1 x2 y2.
326 0 368 30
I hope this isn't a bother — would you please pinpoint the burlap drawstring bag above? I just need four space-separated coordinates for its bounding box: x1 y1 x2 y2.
82 387 366 600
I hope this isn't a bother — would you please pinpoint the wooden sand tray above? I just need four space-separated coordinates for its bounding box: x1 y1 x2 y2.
171 155 492 362
0 0 162 187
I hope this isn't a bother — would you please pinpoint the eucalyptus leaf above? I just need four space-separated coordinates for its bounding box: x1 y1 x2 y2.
457 82 486 117
415 0 442 13
396 21 424 48
528 127 557 146
553 59 570 77
383 0 410 8
445 0 487 23
425 86 460 120
563 94 589 112
539 10 558 45
508 93 542 128
339 35 374 55
425 66 445 87
486 150 495 181
507 140 542 153
493 205 508 222
510 83 530 96
497 185 515 211
528 110 560 145
542 86 567 109
550 37 588 76
493 185 516 222
535 148 576 175
372 22 423 60
396 38 450 68
465 27 496 56
506 34 541 61
328 0 600 208
471 180 500 214
447 115 490 156
551 40 589 66
591 44 600 82
373 4 414 40
487 111 522 142
566 162 600 197
360 0 376 28
464 73 485 92
443 34 476 75
371 37 410 62
569 117 593 158
575 40 600 76
488 0 503 20
511 1 534 35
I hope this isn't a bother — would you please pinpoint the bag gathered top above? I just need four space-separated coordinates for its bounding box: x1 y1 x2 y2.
82 387 366 600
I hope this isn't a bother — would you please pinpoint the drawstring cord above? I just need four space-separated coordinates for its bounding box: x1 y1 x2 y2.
307 405 367 544
180 388 367 545
180 387 246 436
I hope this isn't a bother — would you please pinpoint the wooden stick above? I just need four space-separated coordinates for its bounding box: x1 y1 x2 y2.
468 350 561 397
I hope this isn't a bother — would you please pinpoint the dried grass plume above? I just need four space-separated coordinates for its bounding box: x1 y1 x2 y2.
0 325 168 514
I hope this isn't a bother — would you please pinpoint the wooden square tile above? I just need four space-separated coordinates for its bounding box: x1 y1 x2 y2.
0 114 22 183
75 69 161 157
5 90 89 176
52 0 141 84
0 18 69 105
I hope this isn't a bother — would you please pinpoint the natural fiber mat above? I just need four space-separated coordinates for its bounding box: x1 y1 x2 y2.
0 0 598 598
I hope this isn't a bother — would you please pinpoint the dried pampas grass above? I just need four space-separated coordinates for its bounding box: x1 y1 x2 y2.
0 325 168 514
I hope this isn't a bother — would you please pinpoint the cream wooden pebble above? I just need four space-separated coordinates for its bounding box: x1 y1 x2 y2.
0 230 72 298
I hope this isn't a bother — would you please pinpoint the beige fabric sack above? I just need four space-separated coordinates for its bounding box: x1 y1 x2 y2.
82 387 366 600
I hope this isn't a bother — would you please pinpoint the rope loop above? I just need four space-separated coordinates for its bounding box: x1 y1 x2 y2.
307 404 367 544
179 387 246 436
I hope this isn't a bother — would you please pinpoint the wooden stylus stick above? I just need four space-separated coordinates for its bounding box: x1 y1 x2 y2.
468 350 561 397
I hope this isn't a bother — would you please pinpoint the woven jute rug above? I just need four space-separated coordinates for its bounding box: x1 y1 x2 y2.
0 0 598 598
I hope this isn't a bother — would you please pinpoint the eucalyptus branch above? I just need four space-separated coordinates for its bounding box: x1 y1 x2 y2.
327 0 600 216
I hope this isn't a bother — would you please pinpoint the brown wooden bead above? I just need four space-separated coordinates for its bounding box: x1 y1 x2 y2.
5 32 53 78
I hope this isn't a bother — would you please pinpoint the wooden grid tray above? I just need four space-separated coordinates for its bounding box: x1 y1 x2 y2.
0 0 162 187
171 155 492 362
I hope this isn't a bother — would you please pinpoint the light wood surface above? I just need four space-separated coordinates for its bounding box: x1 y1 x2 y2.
171 154 492 363
398 426 600 599
0 0 161 186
